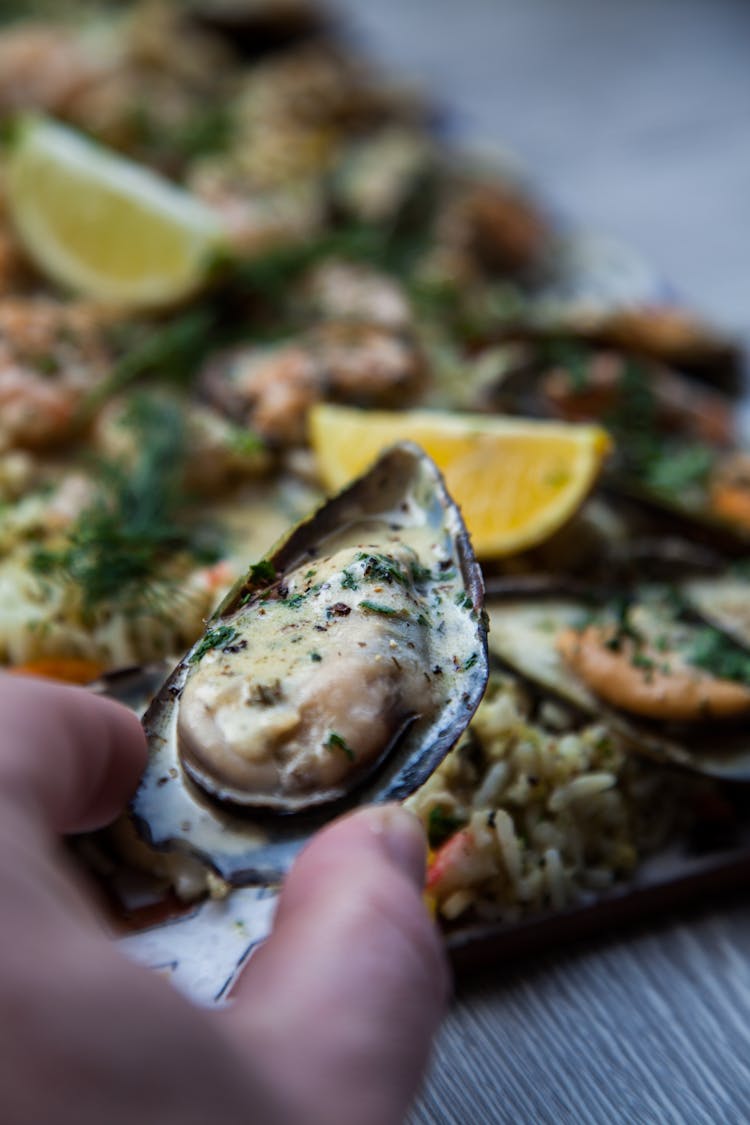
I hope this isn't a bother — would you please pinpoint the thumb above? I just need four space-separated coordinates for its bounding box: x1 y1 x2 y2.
0 674 146 835
224 804 449 1125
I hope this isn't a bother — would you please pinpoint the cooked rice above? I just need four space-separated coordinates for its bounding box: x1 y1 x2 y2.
407 671 694 924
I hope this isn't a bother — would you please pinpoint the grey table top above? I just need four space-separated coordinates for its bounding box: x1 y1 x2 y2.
329 2 750 1120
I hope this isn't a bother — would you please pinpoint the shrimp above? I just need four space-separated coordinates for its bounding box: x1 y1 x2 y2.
300 261 412 331
201 322 425 446
709 452 750 532
0 24 109 117
310 321 426 405
439 179 550 277
541 352 736 447
557 624 750 723
0 298 111 450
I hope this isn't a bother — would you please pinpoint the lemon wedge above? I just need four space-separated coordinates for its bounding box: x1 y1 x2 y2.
5 117 224 308
309 404 612 557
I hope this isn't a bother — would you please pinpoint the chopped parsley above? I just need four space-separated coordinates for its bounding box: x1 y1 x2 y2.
687 628 750 685
326 731 355 761
644 443 715 498
357 552 409 586
359 600 404 617
427 806 465 848
249 560 276 586
189 625 239 664
409 562 433 585
281 593 306 609
341 569 359 591
310 651 323 662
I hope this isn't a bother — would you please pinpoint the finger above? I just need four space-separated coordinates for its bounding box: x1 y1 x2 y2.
225 805 449 1125
0 675 147 835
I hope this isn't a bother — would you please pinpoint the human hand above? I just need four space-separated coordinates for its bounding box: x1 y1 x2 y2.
0 676 449 1125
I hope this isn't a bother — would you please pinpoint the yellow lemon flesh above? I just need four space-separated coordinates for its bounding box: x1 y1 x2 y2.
310 404 612 558
5 117 224 309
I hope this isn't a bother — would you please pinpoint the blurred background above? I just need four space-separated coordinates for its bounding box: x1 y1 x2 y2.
331 0 750 354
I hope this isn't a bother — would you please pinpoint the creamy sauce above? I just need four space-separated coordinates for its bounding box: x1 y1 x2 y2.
177 530 473 808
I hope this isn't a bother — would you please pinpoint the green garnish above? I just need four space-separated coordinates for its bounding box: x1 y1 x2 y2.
249 560 276 586
357 552 409 586
229 427 265 457
427 806 465 848
189 625 239 664
32 396 221 615
341 569 359 591
282 593 306 609
688 628 750 684
310 651 323 662
359 600 404 617
410 562 433 585
79 311 216 420
631 652 656 672
644 443 715 498
326 732 355 761
462 652 479 672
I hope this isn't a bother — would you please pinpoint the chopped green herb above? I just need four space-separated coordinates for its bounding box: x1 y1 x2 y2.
249 560 276 585
326 731 355 761
357 552 409 586
310 651 323 662
688 628 750 685
359 600 404 617
282 593 306 609
341 569 359 591
32 395 222 614
34 353 60 376
229 427 265 457
410 562 433 585
427 806 465 848
462 652 479 672
454 592 473 610
189 625 239 664
645 443 715 498
80 311 217 419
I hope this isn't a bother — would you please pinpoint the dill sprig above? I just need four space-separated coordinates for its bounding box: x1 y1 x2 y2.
79 310 217 421
32 396 222 615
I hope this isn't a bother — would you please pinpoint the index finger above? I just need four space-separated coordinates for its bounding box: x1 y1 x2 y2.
0 675 147 835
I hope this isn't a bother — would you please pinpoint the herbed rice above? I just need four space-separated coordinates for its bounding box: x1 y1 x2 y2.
0 548 218 668
407 671 695 924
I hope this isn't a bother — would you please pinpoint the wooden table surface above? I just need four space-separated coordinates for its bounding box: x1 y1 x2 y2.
328 2 750 1120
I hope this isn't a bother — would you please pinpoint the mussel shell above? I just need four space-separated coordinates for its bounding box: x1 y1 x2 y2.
186 0 326 56
486 593 750 782
681 573 750 652
132 443 488 885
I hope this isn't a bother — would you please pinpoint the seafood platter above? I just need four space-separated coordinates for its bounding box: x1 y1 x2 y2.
0 0 749 1000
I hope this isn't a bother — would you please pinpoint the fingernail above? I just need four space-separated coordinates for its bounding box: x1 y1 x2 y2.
370 804 427 887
